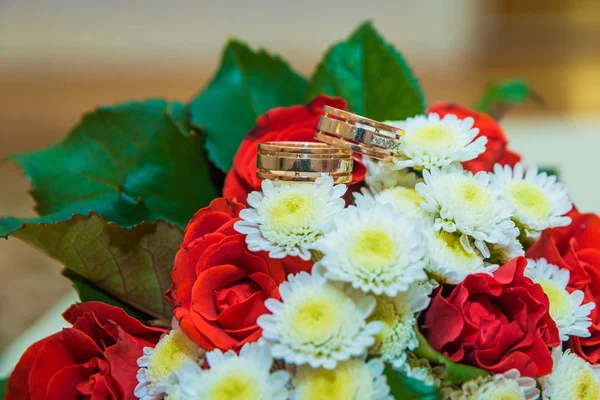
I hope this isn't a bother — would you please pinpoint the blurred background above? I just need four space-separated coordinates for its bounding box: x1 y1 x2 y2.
1 0 599 373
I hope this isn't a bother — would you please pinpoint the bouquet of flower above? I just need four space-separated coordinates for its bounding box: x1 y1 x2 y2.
2 22 599 400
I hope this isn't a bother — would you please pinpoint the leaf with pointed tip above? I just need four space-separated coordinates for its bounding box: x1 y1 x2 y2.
474 79 542 120
384 365 441 399
188 39 307 172
306 21 425 121
0 99 217 237
8 213 182 319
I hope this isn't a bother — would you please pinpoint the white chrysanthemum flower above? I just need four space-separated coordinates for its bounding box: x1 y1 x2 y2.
416 165 518 259
425 226 494 284
257 269 383 370
492 163 572 237
449 369 539 400
541 348 600 400
134 329 201 400
363 156 421 192
387 113 487 170
177 342 290 400
354 186 427 220
368 282 434 365
526 258 595 341
316 202 428 296
292 358 392 400
235 176 346 260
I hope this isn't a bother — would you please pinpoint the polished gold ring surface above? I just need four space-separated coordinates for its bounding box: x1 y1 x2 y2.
315 106 403 161
257 170 352 184
257 154 353 174
258 141 351 156
322 106 404 138
318 116 399 150
256 141 353 183
314 131 396 162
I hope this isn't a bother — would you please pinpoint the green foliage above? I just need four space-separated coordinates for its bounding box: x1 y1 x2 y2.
188 39 307 172
0 99 217 237
8 213 182 319
306 21 425 121
385 365 441 399
414 327 488 385
0 378 7 399
63 269 153 322
474 79 542 119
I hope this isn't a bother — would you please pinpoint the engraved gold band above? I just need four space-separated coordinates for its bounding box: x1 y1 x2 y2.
315 131 396 162
315 106 403 161
256 141 353 183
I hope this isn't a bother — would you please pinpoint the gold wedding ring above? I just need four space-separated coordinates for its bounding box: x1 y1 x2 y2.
315 106 404 161
257 141 353 183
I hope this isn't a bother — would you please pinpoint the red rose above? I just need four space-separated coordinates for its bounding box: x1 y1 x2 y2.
167 197 311 352
421 257 560 378
6 302 165 400
223 94 366 204
527 209 600 364
427 103 521 172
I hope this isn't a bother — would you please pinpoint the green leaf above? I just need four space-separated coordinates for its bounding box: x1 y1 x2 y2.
385 365 441 399
473 79 542 120
306 21 425 121
63 269 153 322
0 99 217 237
8 213 182 319
0 378 7 399
189 39 307 171
414 326 488 385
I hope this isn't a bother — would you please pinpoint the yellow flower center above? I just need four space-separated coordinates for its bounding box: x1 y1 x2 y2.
147 330 198 383
265 191 313 231
350 228 396 271
209 373 259 400
538 279 572 322
411 124 455 150
456 179 492 211
377 187 424 217
295 360 373 400
504 181 552 222
291 295 341 342
569 368 600 400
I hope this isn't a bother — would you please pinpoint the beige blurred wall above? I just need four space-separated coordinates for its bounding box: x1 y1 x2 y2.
0 0 599 351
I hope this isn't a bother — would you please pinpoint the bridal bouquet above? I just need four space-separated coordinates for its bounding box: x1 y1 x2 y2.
2 22 599 400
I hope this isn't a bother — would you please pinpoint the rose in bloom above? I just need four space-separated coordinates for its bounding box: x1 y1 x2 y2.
527 209 600 364
6 302 165 400
427 103 521 172
167 197 312 351
223 94 366 205
421 257 560 378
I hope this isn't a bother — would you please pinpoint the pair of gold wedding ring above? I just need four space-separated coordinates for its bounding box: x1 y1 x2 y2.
257 106 404 183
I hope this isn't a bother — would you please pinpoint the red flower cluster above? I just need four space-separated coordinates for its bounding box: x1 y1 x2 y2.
6 302 165 400
528 209 600 364
167 197 312 351
427 103 521 172
421 257 560 378
223 95 366 205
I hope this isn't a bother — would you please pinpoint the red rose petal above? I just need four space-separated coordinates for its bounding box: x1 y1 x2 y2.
192 264 248 320
5 335 57 400
216 290 267 331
